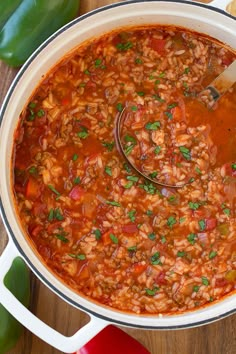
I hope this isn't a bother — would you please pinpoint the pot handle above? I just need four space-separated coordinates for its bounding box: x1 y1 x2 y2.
0 240 108 353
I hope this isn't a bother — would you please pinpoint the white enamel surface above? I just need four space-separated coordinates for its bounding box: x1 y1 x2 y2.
0 241 108 353
0 1 235 344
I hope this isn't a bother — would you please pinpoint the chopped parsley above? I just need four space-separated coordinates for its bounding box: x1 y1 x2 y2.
93 228 102 240
209 251 217 259
106 200 121 207
195 167 202 175
28 101 36 109
167 216 177 228
116 102 123 112
48 208 64 221
179 146 191 161
164 111 173 119
116 41 133 51
223 208 230 216
68 253 86 260
128 210 136 222
148 232 156 241
202 276 209 286
187 233 197 245
72 153 78 161
105 166 112 176
139 181 157 195
161 235 166 244
150 252 162 265
152 94 165 102
84 69 90 75
28 166 37 174
149 171 158 179
167 102 178 109
131 105 138 111
48 184 60 197
146 210 153 216
102 141 114 151
110 233 119 244
55 230 69 243
127 246 137 252
188 201 201 210
145 287 159 296
124 143 136 155
124 135 136 143
198 219 206 231
73 176 81 185
184 67 190 74
154 146 162 155
137 91 145 96
77 127 89 139
145 121 161 130
193 285 200 293
179 217 186 224
231 163 236 170
37 109 45 117
177 251 186 257
95 58 102 67
124 181 134 189
135 58 143 64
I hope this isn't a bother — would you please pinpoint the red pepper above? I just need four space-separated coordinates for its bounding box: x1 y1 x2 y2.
122 223 138 234
69 186 85 200
74 325 150 354
25 177 40 199
149 38 166 53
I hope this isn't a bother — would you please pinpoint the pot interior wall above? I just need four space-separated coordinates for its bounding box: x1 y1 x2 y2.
0 1 235 328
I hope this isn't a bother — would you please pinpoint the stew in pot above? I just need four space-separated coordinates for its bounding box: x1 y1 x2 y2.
12 26 236 315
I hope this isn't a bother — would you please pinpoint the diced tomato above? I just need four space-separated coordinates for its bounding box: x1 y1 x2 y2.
215 278 228 288
38 245 52 260
205 218 217 231
155 271 167 286
150 38 166 53
31 225 43 238
77 263 90 280
25 178 40 199
221 162 236 177
122 223 138 234
171 106 183 122
131 262 147 275
76 118 91 129
69 186 85 201
86 80 97 89
61 97 71 106
75 325 150 354
102 229 113 246
33 202 46 217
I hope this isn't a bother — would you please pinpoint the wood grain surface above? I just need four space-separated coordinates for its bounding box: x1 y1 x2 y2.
0 1 235 353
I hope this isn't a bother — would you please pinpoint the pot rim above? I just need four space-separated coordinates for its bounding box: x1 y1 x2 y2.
0 0 235 330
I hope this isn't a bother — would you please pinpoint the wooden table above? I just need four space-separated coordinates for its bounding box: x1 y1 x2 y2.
0 1 235 353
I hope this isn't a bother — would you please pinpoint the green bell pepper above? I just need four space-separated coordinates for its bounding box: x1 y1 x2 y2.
0 0 80 67
0 257 30 354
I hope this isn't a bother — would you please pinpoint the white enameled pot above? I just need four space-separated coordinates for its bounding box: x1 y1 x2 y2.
0 1 235 352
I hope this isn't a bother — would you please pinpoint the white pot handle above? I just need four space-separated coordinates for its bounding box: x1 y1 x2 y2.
0 240 108 353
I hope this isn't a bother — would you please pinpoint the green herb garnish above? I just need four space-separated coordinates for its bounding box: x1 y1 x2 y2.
145 121 161 130
179 146 191 161
110 233 119 244
167 216 177 228
202 276 209 286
